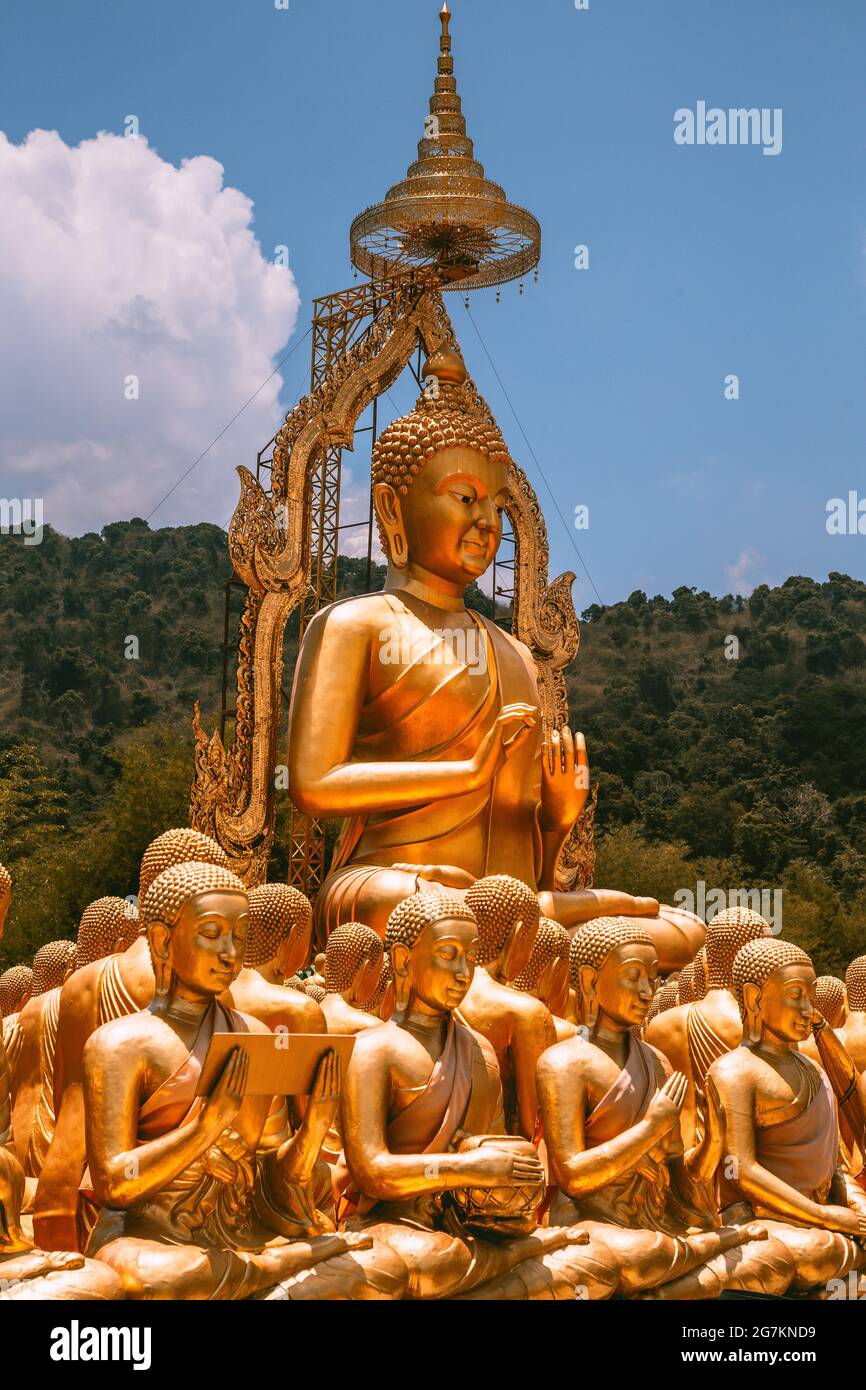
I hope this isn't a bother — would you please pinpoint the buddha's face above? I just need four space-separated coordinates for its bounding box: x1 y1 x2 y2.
403 917 480 1014
749 963 817 1045
386 446 507 586
154 890 249 999
0 890 9 938
593 943 659 1030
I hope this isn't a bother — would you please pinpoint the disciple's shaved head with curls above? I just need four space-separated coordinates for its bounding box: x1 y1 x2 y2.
141 861 248 934
731 938 813 1014
512 918 569 992
245 883 312 968
138 828 230 901
325 922 383 994
75 896 141 969
845 956 866 1012
384 892 478 954
813 975 846 1028
0 964 32 1017
704 907 770 988
30 940 76 997
464 875 540 966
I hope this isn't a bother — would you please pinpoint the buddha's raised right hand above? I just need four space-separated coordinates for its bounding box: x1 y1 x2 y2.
469 703 537 788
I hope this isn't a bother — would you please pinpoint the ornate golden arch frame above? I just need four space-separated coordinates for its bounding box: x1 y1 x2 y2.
189 278 596 891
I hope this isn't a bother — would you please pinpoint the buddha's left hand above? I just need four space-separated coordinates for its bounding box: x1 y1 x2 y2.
540 727 589 831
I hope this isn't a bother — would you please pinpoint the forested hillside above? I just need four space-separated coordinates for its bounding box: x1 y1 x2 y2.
1 518 864 973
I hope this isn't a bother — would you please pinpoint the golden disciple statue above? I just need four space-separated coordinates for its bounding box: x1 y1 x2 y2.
1 964 32 1022
0 974 120 1300
673 938 866 1298
35 827 231 1251
0 862 11 938
10 940 75 1185
361 954 395 1022
800 974 848 1067
537 918 767 1299
83 860 381 1300
457 875 554 1139
644 907 770 1148
840 955 866 1074
286 349 701 971
224 882 325 1038
12 895 142 1192
512 917 576 1042
336 891 596 1300
320 922 386 1035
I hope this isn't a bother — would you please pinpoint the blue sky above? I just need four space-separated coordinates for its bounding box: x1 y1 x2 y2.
3 0 866 609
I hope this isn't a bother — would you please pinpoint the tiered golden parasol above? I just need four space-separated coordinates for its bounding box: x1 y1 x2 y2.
350 4 541 291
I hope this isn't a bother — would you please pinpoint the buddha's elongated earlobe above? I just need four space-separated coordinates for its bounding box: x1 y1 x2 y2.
742 982 763 1044
373 483 409 570
577 964 598 1029
149 924 173 998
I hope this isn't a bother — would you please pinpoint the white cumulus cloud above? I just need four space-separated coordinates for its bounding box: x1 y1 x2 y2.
0 128 300 535
724 548 764 597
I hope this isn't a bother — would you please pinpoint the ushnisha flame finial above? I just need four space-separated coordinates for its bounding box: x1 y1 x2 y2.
350 5 540 291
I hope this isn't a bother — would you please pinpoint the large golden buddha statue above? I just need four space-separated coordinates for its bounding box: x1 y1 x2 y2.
288 349 698 971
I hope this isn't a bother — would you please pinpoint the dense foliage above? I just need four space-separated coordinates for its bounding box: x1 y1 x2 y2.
1 519 863 974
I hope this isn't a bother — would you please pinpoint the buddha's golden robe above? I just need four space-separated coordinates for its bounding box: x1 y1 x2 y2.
316 601 543 938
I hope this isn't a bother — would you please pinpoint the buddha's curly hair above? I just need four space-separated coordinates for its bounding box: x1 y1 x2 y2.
141 861 247 933
513 918 569 992
305 982 328 1004
464 875 540 966
30 940 76 997
325 921 383 993
814 975 846 1028
385 892 477 954
370 374 512 553
246 883 311 967
0 862 11 902
0 964 32 1017
645 977 679 1023
676 960 697 1005
569 917 655 987
76 896 141 969
138 828 230 900
731 938 812 1013
693 946 708 1001
845 955 866 1012
705 906 770 989
362 953 393 1014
